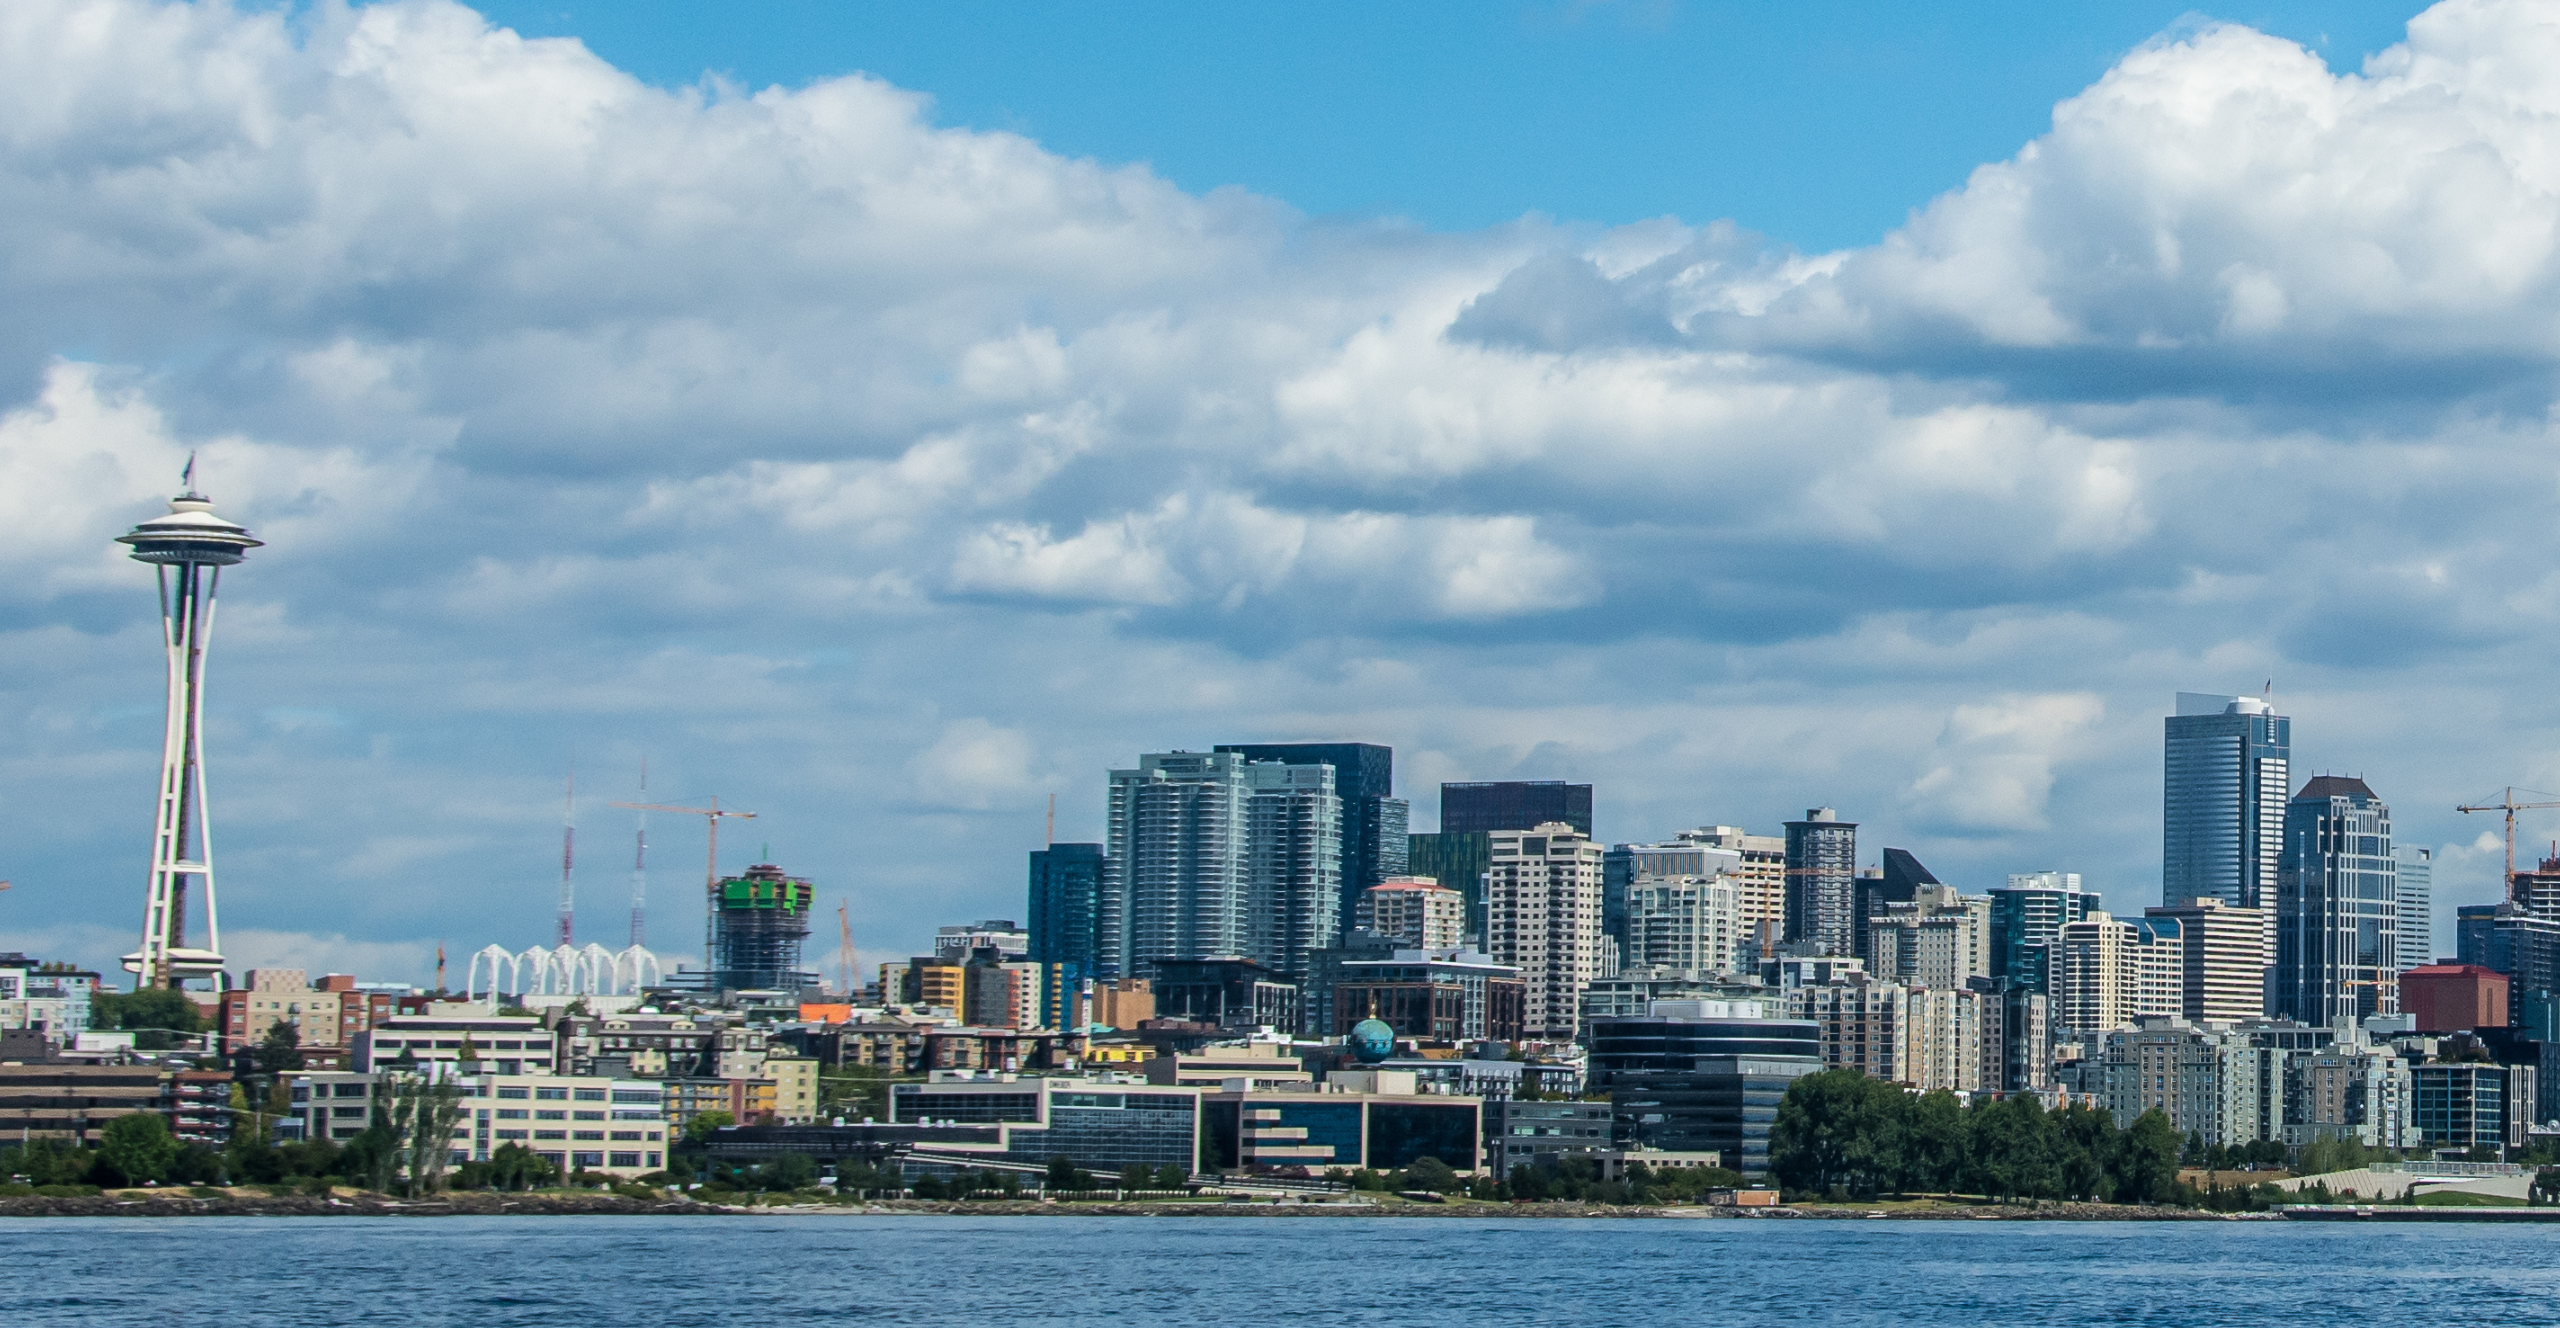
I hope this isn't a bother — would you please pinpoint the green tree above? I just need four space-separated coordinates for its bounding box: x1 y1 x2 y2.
683 1110 735 1146
94 987 206 1050
1402 1156 1461 1193
253 1021 306 1075
98 1112 180 1185
1896 1090 1967 1196
1153 1163 1190 1189
759 1152 818 1191
381 1072 464 1196
1047 1155 1094 1193
2049 1102 2118 1201
1117 1162 1151 1191
1965 1093 2057 1204
2111 1110 2183 1205
1769 1069 1905 1197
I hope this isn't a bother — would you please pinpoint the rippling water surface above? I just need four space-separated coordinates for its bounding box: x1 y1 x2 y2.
16 1214 2560 1326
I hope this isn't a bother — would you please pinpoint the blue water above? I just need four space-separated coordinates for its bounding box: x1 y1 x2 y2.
14 1215 2560 1326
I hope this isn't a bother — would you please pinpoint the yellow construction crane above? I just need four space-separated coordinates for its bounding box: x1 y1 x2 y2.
2457 787 2560 884
609 796 756 967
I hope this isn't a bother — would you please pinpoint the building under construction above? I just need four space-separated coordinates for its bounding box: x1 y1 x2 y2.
708 863 820 993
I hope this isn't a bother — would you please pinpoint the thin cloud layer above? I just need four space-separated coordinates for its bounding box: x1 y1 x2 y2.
0 0 2553 975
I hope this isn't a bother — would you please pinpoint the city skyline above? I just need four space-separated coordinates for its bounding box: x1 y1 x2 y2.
10 0 2560 987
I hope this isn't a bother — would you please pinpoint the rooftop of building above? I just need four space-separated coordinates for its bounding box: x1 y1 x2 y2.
2295 774 2378 802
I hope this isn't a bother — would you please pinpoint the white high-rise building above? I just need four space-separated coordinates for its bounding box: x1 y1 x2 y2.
1101 752 1251 978
2143 897 2267 1024
1626 875 1745 976
1356 877 1467 951
1244 760 1342 979
2051 911 2184 1039
1486 822 1608 1039
1864 886 1991 990
2396 845 2435 969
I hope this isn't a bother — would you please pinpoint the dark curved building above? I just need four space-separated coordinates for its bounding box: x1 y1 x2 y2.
1587 1006 1822 1179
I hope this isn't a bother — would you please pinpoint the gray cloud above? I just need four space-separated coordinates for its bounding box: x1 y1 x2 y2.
2 0 2556 979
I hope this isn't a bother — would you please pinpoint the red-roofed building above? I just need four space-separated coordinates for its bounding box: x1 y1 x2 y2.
2401 964 2508 1034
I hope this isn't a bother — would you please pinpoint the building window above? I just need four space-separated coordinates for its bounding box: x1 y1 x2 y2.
497 1109 528 1120
496 1129 529 1140
534 1130 567 1141
535 1087 567 1100
609 1152 642 1167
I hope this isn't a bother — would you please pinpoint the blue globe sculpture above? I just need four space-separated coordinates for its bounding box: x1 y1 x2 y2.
1349 1018 1397 1064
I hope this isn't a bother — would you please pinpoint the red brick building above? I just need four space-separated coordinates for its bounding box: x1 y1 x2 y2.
2401 963 2508 1034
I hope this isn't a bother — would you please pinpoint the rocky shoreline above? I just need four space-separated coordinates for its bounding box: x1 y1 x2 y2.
0 1190 2250 1220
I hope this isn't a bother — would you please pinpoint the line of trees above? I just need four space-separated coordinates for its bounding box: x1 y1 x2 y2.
1768 1069 2183 1205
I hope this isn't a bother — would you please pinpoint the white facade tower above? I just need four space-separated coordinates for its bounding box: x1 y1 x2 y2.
117 479 261 989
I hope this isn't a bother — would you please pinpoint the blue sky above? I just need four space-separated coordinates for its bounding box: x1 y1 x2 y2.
3 0 2556 987
478 1 2423 246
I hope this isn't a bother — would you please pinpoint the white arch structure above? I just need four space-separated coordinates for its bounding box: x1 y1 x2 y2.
467 942 662 1001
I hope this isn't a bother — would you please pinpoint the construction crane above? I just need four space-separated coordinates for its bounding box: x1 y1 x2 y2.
2457 787 2560 885
837 901 857 1001
609 796 755 970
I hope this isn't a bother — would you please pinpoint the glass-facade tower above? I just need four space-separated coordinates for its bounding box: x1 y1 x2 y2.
2272 776 2399 1024
2164 692 2290 912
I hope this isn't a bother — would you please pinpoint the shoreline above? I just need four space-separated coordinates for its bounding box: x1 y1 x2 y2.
0 1189 2257 1221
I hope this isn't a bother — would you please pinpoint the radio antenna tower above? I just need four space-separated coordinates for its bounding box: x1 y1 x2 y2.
629 759 649 948
558 767 576 947
118 463 260 989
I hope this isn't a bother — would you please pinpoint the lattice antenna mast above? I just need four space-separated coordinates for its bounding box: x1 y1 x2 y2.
630 758 649 948
558 767 576 947
609 795 757 972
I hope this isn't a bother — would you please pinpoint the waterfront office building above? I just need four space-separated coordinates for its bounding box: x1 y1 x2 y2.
1783 808 1859 956
2271 776 2400 1025
1586 1002 1824 1178
1101 752 1251 978
1484 1097 1615 1180
1485 822 1610 1039
285 1070 666 1178
1989 872 2100 995
889 1073 1206 1176
1200 1075 1483 1173
1216 743 1408 937
1026 843 1105 978
2164 693 2290 916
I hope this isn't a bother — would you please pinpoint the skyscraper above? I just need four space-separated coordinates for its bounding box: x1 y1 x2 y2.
1625 874 1745 975
1027 843 1105 975
1989 871 2100 994
1783 808 1858 956
1407 831 1492 945
2164 692 2290 913
118 481 262 990
1243 760 1342 978
1604 833 1745 964
2143 896 2268 1023
1215 743 1407 937
1853 847 1941 964
2396 845 2435 969
2272 775 2400 1024
1101 752 1250 978
1485 822 1607 1039
1441 781 1594 837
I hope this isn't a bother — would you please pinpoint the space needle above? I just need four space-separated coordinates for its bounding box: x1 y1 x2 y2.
117 463 261 989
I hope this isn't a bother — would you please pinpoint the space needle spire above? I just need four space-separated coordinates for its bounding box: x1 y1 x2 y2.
117 465 261 989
